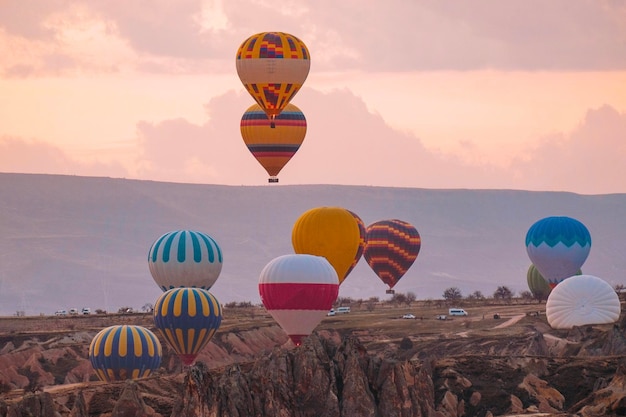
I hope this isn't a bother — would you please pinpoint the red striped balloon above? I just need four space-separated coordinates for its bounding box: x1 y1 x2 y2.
363 219 421 291
259 254 339 346
344 210 366 279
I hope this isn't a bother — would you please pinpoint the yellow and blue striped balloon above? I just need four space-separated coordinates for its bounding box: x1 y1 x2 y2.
153 287 222 366
89 325 162 382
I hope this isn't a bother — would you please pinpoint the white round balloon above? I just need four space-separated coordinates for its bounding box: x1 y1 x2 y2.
546 274 620 329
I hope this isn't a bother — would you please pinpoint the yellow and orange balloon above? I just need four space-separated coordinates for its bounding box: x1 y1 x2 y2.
291 207 361 285
240 103 306 183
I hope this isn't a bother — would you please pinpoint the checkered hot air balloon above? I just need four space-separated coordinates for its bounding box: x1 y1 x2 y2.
148 230 223 291
240 103 306 183
363 219 421 293
259 254 339 347
153 288 222 366
89 325 162 382
525 216 591 288
236 32 310 126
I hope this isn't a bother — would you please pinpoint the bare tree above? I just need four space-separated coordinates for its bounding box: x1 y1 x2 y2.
406 292 417 306
443 287 463 303
519 290 534 302
493 286 514 303
391 292 407 306
466 290 485 301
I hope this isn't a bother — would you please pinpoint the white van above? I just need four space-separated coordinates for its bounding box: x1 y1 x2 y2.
336 306 351 314
448 308 468 316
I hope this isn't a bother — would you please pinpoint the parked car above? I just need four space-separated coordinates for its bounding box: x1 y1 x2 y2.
327 309 336 316
402 314 416 319
81 307 91 315
436 314 447 320
55 310 67 316
69 308 79 315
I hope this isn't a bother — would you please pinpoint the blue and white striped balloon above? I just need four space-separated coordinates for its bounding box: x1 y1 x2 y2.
148 230 223 291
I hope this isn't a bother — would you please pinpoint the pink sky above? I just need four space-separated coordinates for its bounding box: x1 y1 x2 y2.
1 1 625 194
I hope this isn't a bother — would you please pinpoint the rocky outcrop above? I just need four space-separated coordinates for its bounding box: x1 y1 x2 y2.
173 336 440 417
169 334 626 417
570 363 626 416
5 392 58 417
4 313 626 416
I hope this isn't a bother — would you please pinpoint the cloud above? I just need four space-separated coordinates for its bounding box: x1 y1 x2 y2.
2 88 624 194
510 105 626 194
130 88 511 188
1 0 624 77
0 136 129 178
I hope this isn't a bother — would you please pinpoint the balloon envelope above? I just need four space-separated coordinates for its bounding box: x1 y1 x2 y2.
344 210 367 279
525 216 591 287
546 274 620 329
148 230 223 291
89 325 162 382
236 32 310 121
259 254 339 346
526 264 553 300
291 207 361 284
363 219 421 290
240 103 306 182
153 288 222 366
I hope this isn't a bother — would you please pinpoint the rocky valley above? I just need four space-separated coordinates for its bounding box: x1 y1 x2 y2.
1 302 626 417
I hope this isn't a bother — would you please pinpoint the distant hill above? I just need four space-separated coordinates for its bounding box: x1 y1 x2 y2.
0 173 624 316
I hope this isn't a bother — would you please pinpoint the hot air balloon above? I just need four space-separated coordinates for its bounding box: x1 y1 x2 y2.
153 287 222 366
291 207 361 284
526 264 553 300
89 325 162 382
240 103 306 183
546 274 620 329
527 264 582 300
363 219 421 294
148 230 223 291
525 216 591 288
236 32 310 126
344 210 366 279
259 254 339 346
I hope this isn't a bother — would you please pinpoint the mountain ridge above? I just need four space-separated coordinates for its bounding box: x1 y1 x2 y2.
0 172 624 316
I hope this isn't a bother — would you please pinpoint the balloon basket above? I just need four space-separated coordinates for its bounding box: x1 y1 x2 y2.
386 289 395 294
268 177 279 183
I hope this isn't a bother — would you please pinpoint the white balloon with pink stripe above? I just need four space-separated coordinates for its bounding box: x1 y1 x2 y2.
259 254 339 346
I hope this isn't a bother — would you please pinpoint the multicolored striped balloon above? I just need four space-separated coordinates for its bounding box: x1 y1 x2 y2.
525 216 591 287
363 219 421 291
148 230 223 291
236 32 310 123
259 254 339 346
89 325 162 382
344 210 366 279
240 103 306 182
292 207 362 285
153 287 222 366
